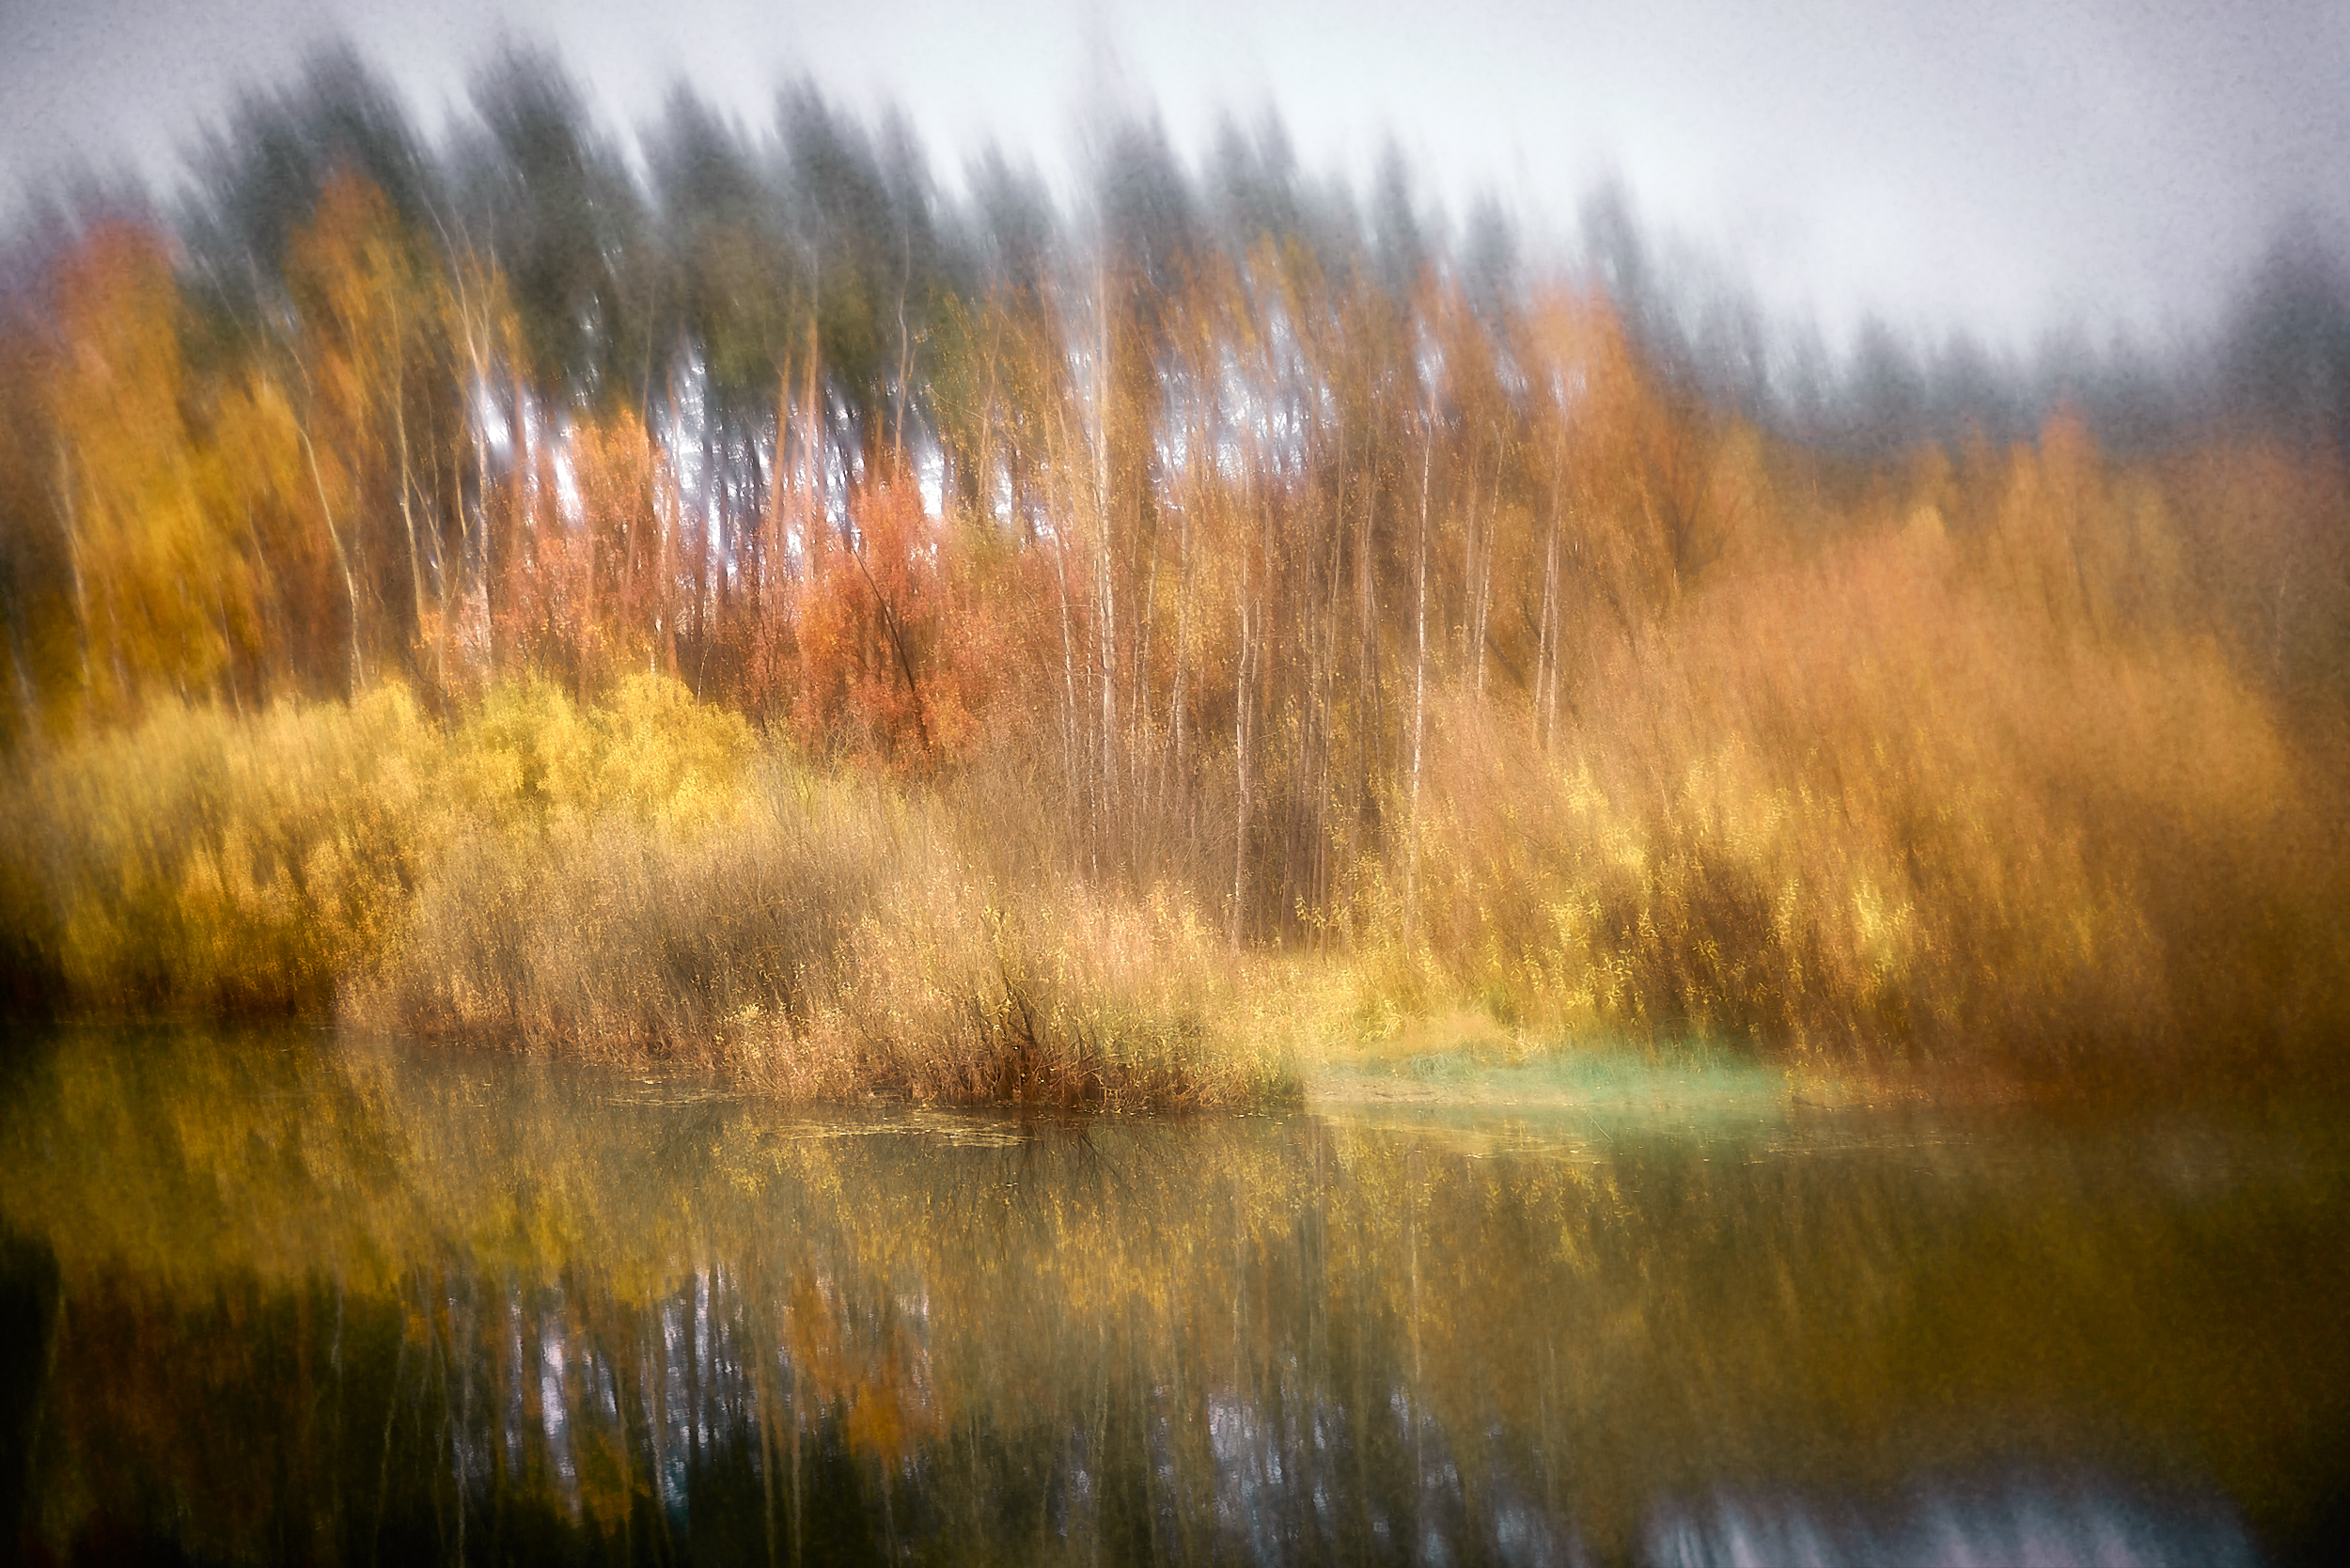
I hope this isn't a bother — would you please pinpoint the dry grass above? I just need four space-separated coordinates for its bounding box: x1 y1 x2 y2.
2 675 1288 1106
354 754 1290 1109
1368 507 2347 1089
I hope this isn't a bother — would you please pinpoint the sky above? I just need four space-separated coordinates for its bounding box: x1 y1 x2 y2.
3 0 2346 354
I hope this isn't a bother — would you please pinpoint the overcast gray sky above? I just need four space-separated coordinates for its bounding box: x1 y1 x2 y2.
4 0 2344 352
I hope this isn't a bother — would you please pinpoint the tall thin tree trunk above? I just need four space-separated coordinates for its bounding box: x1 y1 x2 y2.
437 429 460 707
1168 475 1192 814
1405 405 1433 942
1049 396 1091 850
53 440 92 698
393 292 427 695
493 379 528 674
1537 523 1559 748
1473 444 1500 701
1315 478 1347 940
655 452 677 679
1094 273 1119 829
1135 486 1157 847
694 400 715 696
294 406 363 696
1052 492 1083 828
1355 421 1381 871
1231 547 1254 953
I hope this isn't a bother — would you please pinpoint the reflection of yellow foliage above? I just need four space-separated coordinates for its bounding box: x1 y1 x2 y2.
8 1027 2348 1561
790 1274 944 1466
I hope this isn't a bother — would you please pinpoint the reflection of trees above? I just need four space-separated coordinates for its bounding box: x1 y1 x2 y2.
4 1029 2344 1560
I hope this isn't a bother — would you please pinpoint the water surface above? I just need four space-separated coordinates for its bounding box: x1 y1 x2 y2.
3 1027 2344 1564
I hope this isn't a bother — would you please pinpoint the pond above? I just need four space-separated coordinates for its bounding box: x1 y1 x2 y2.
2 1027 2344 1564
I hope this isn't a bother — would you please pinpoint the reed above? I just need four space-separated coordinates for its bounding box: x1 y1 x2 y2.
1368 509 2348 1089
355 745 1289 1108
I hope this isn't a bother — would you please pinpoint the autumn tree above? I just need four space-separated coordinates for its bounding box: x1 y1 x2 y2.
279 170 466 696
39 224 251 721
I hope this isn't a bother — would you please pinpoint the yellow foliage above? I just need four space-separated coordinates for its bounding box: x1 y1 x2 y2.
3 684 435 1011
1369 440 2342 1083
42 224 250 720
2 673 757 1017
441 672 753 832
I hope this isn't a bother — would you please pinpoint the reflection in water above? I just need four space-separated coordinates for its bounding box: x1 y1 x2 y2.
1645 1479 2260 1568
2 1027 2343 1563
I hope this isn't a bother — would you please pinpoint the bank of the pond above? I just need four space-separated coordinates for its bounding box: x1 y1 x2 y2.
6 674 2345 1110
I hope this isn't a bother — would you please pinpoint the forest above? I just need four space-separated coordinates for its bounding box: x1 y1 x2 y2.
3 45 2346 1105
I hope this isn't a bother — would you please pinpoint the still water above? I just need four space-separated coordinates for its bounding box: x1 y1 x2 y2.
2 1027 2344 1565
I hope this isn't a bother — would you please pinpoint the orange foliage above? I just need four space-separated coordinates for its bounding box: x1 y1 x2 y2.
1525 284 1692 620
787 478 995 768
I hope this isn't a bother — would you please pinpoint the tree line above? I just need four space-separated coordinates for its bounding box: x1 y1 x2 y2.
5 42 2346 970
